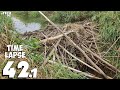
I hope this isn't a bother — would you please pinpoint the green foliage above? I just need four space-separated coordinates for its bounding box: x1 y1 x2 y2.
13 36 44 63
92 11 120 71
50 11 93 23
53 64 87 79
0 14 13 33
43 63 87 79
0 14 15 46
23 37 44 63
92 11 120 43
28 11 40 18
29 52 44 63
23 37 40 50
115 73 120 79
12 11 95 27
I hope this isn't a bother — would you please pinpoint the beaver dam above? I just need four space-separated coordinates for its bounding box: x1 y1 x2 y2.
22 19 120 79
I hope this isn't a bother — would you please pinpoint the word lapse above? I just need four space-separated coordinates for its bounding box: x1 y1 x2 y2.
5 45 26 58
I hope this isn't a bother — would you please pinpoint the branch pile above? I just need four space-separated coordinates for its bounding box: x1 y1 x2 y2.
23 12 120 79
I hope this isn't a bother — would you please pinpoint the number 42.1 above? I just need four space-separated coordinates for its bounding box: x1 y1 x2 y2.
2 61 37 78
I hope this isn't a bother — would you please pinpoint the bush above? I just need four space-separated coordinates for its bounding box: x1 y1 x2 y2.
42 64 87 79
50 11 94 23
92 11 120 44
0 14 13 32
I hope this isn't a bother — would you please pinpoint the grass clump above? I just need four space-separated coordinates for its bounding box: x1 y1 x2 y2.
39 63 87 79
12 11 95 27
50 11 94 23
92 11 120 43
92 11 120 78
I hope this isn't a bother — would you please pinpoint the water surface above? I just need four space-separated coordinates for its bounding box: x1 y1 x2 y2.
12 17 41 34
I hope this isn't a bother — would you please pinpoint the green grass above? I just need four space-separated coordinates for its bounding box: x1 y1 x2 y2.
91 11 120 78
92 11 120 43
50 11 94 23
0 14 13 32
0 14 14 79
40 63 87 79
92 11 120 72
12 11 95 27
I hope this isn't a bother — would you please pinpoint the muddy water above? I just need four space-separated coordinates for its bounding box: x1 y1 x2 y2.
12 17 41 34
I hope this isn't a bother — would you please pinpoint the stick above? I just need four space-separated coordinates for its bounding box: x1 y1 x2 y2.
92 32 101 57
41 31 74 43
103 36 120 56
42 32 47 62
